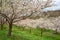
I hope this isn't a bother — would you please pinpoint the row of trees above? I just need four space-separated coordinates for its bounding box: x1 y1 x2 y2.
0 0 52 37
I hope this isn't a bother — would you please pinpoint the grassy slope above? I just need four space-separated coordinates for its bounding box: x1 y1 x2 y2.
0 25 60 40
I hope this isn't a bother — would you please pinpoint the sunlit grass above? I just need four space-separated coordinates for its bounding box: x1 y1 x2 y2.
0 25 60 40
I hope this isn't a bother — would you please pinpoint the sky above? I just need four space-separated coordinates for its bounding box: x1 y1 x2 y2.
43 0 60 11
53 0 60 6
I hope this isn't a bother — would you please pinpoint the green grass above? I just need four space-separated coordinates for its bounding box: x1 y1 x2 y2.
0 25 60 40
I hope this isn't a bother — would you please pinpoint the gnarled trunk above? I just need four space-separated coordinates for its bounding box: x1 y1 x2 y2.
7 22 12 37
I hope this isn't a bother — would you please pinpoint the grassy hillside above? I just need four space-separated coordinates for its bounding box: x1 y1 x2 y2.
0 25 60 40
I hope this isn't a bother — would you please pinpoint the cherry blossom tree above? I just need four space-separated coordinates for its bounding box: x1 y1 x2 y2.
0 0 52 37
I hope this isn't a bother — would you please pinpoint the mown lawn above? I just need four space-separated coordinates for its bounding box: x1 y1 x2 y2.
0 25 60 40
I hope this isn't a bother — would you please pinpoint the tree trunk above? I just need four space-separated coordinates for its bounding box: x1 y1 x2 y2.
22 27 25 31
55 28 58 34
7 22 12 37
1 23 3 30
29 28 32 33
0 20 4 30
41 28 43 37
